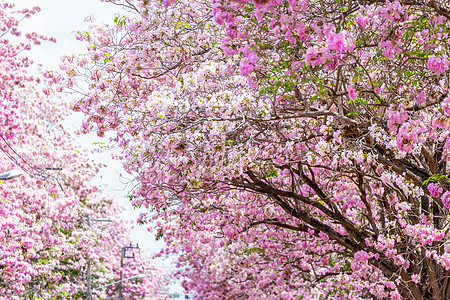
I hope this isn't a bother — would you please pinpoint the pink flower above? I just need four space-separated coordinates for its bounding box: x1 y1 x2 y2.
304 47 328 66
386 105 408 133
348 84 357 100
390 290 402 300
226 64 234 76
318 232 329 241
380 40 401 59
356 15 370 29
427 55 450 75
428 182 443 197
326 31 353 53
432 230 445 241
213 5 225 25
442 191 450 209
162 0 176 8
239 58 254 76
239 46 258 76
441 96 450 115
396 120 426 152
221 39 236 56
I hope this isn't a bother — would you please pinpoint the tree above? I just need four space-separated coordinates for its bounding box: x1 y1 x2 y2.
0 2 167 299
67 0 450 298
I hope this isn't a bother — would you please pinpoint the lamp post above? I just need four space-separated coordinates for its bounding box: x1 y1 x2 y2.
0 169 23 180
119 248 124 300
119 243 139 300
85 216 113 300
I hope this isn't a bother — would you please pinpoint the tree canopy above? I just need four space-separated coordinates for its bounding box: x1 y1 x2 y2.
65 0 450 299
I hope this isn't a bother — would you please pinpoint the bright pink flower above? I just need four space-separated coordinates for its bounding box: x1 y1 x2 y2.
356 14 370 29
427 55 450 75
239 46 258 76
442 191 450 209
428 182 443 197
348 84 357 100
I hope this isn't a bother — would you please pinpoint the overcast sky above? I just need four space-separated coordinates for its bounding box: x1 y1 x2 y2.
14 0 182 294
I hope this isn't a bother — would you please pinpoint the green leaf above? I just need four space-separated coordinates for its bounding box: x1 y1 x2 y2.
243 247 265 255
423 174 447 185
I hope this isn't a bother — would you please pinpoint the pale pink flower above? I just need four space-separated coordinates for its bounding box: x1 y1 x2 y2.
304 47 328 66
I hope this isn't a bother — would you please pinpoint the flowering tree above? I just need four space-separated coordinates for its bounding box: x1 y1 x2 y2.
67 0 450 299
0 2 167 299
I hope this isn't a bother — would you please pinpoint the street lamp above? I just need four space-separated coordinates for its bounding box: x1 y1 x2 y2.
0 169 24 180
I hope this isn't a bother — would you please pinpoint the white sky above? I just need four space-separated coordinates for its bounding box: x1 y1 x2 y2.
14 0 183 295
15 0 116 68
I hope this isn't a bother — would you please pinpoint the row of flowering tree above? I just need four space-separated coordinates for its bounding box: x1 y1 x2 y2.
66 0 450 299
0 2 167 299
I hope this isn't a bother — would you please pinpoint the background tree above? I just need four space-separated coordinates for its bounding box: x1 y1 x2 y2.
67 0 450 299
0 2 168 299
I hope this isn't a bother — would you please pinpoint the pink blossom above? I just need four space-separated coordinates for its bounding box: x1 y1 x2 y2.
239 45 258 76
390 290 402 300
427 55 450 75
356 14 370 29
441 191 450 209
428 182 443 197
348 84 357 100
386 105 408 133
304 46 328 66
